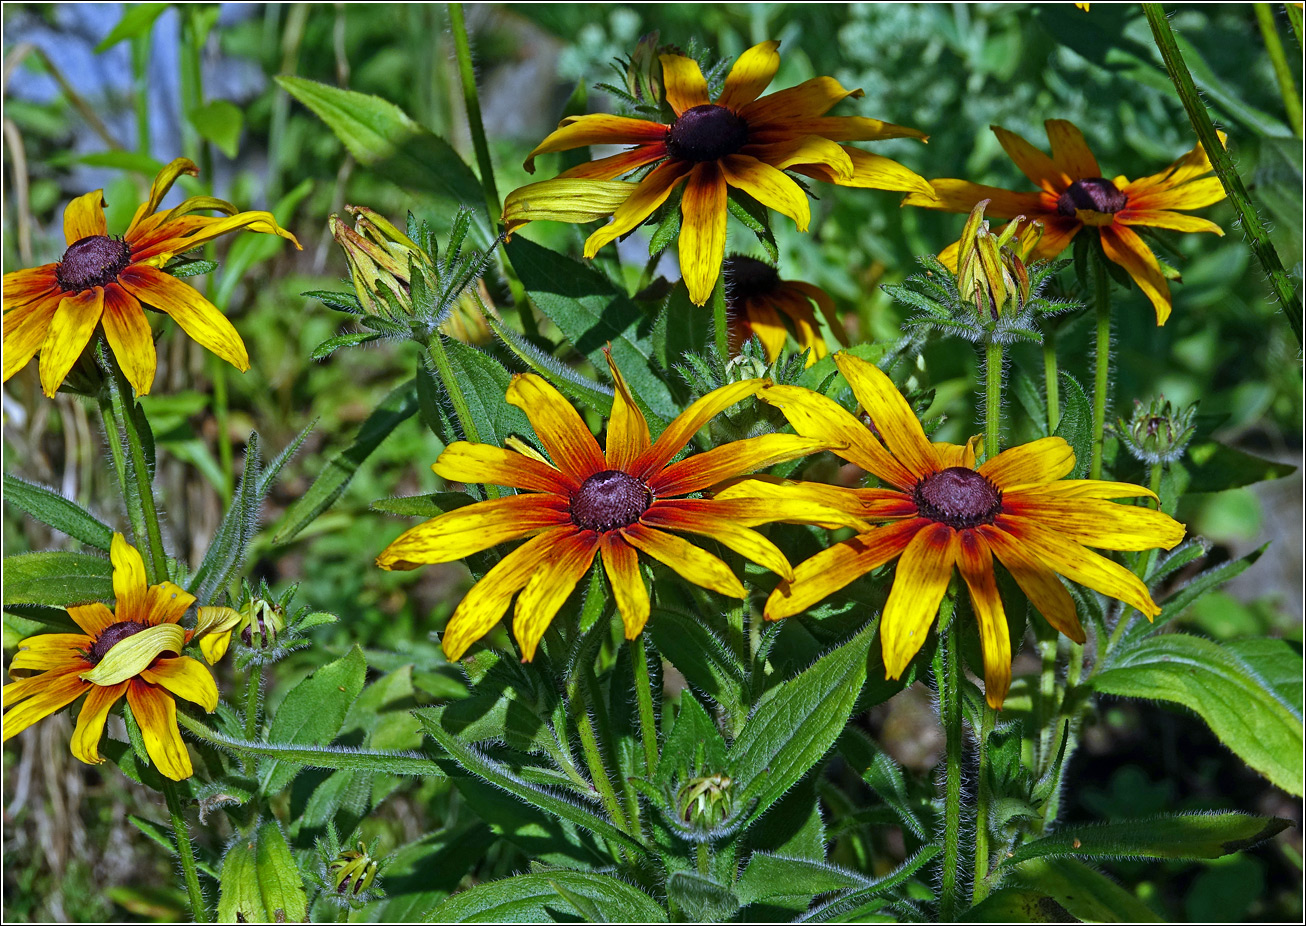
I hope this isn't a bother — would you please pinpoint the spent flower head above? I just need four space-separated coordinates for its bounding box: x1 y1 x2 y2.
1117 396 1199 465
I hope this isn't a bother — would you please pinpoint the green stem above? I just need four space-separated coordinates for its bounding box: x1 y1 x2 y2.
711 271 729 360
972 704 997 906
266 3 309 204
1107 462 1167 653
130 33 151 155
1288 2 1304 50
242 660 261 777
179 7 212 181
211 356 233 503
568 669 632 837
163 780 210 922
1255 4 1303 137
984 342 1003 457
932 587 961 921
1043 335 1060 434
631 634 660 777
105 357 167 583
1036 636 1059 770
1144 3 1303 346
448 3 503 226
426 333 500 499
1090 251 1111 480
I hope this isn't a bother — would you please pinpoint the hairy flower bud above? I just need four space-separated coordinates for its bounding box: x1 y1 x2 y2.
956 200 1037 323
676 773 734 828
329 843 380 898
1118 396 1198 465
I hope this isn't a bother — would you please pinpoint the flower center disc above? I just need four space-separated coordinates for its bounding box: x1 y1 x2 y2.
87 620 148 663
913 467 1002 529
725 255 781 303
1056 178 1127 217
666 104 750 163
56 235 133 292
571 470 653 532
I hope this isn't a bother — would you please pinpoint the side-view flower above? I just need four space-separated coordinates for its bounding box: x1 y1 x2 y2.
725 255 848 366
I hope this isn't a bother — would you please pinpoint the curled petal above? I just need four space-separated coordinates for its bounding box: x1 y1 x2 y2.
718 40 781 110
503 178 639 235
604 350 651 470
80 623 185 687
118 265 249 371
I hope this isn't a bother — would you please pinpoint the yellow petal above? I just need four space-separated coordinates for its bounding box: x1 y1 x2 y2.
376 494 571 570
956 532 1011 709
1128 176 1226 212
604 349 651 470
142 158 200 217
139 656 218 711
9 634 91 674
1119 211 1223 236
199 630 232 666
621 524 744 598
67 601 116 637
642 500 795 579
740 76 863 125
660 53 711 115
39 288 104 397
1045 119 1101 181
746 134 854 181
584 161 692 256
977 436 1075 488
1 669 88 740
991 124 1066 193
502 178 639 235
512 534 597 661
880 523 958 679
80 623 185 687
717 40 781 110
63 190 107 245
117 265 250 370
433 441 576 495
795 148 934 199
130 210 300 262
720 155 811 231
651 433 835 496
71 681 128 764
601 534 650 639
2 292 59 382
1002 496 1185 552
100 284 155 396
978 524 1084 643
522 114 668 173
834 352 938 481
635 379 763 479
678 162 729 305
111 532 149 620
1099 224 1171 325
193 606 243 638
125 681 192 780
505 373 605 478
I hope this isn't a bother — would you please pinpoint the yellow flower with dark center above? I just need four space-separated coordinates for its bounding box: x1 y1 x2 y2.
902 120 1226 325
376 353 861 661
725 256 847 367
720 352 1184 708
503 40 932 305
3 158 301 397
2 534 238 780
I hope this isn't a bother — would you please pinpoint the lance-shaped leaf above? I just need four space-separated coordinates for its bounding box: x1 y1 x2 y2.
963 888 1073 923
650 608 745 724
430 340 534 447
1004 857 1161 923
216 820 308 923
799 844 942 923
736 854 867 906
3 474 114 550
667 871 740 923
3 551 112 607
431 870 667 922
1007 812 1290 865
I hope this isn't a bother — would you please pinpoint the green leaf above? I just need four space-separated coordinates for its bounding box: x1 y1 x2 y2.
666 871 740 923
728 625 873 822
94 2 168 51
655 691 728 789
801 844 943 923
431 870 667 922
480 311 616 418
373 824 495 921
506 236 677 419
260 646 368 794
963 888 1073 923
653 285 711 375
1150 543 1267 631
437 340 534 446
311 331 380 359
1227 637 1303 715
2 474 114 550
276 77 486 223
735 854 865 906
217 820 308 923
649 609 745 722
2 551 112 606
1180 442 1296 493
371 492 475 518
1053 371 1092 478
1008 812 1290 864
1005 857 1161 923
1093 633 1304 794
188 100 243 159
273 380 418 544
127 816 219 878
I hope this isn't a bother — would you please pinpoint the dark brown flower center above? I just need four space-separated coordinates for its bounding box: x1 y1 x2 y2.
725 255 781 305
913 467 1002 529
56 235 133 292
571 469 653 532
666 104 749 163
1055 178 1127 217
86 620 148 664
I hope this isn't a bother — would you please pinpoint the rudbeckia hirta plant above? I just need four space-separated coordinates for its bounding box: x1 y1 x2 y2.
726 256 847 366
728 352 1185 708
903 120 1226 324
2 157 301 397
2 534 236 780
503 40 932 304
377 354 859 661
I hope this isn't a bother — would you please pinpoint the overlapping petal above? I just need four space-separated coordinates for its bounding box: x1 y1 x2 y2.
651 433 832 496
505 373 605 478
126 680 191 780
678 162 730 305
376 494 572 569
100 284 155 396
621 524 744 598
39 288 104 397
63 190 108 244
836 353 938 480
881 523 959 678
513 532 598 661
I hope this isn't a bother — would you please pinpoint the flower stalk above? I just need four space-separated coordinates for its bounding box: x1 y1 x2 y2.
933 587 961 921
1090 249 1111 480
1043 336 1060 434
448 3 503 225
632 633 660 776
164 778 211 923
104 355 167 584
1254 3 1302 137
972 703 998 905
984 342 1003 459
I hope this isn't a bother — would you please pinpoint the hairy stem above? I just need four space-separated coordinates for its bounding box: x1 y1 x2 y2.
105 357 167 583
984 342 1003 457
712 270 730 360
448 3 503 225
163 780 211 922
632 633 660 777
1043 335 1060 434
972 704 998 905
1090 250 1111 480
1254 4 1303 137
932 588 962 921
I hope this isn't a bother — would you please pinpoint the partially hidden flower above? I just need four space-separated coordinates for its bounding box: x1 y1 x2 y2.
3 157 301 397
902 120 1226 325
503 40 932 305
2 534 240 779
726 256 847 367
721 352 1185 708
376 352 862 661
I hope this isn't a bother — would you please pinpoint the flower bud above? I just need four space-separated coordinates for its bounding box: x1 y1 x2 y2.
625 32 664 105
956 200 1034 323
1118 396 1198 465
240 598 286 649
330 206 434 320
329 843 380 898
676 773 733 828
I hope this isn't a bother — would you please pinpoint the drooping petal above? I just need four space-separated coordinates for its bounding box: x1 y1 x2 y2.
111 532 149 621
720 154 811 230
739 76 863 125
603 350 651 470
141 581 196 627
660 53 711 115
956 531 1011 708
376 494 572 570
1 669 89 741
756 384 917 490
558 145 668 181
835 352 938 481
1099 224 1171 325
2 293 60 382
793 148 934 198
39 288 104 397
1001 496 1185 552
125 680 191 780
66 602 116 637
503 178 640 235
3 264 62 310
678 162 730 305
992 124 1067 192
753 115 927 144
880 523 959 679
738 295 789 360
63 190 107 245
441 529 571 660
901 180 1051 220
505 373 605 479
620 523 744 598
523 115 669 172
71 681 128 765
584 160 693 256
601 533 650 639
995 513 1161 618
199 630 232 666
432 441 577 495
1045 120 1101 182
1117 210 1223 236
977 436 1075 489
117 264 250 371
1126 176 1226 212
979 524 1085 643
768 290 824 363
785 281 848 349
140 656 219 711
140 157 200 220
743 135 854 181
765 518 923 620
651 433 833 496
512 532 598 661
718 40 781 110
9 634 92 674
130 210 299 263
99 284 155 396
634 379 763 479
640 500 794 579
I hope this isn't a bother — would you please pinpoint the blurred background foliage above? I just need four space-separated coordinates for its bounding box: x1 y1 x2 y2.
2 3 1301 921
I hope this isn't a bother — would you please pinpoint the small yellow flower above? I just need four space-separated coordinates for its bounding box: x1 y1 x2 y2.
722 352 1185 708
504 40 931 305
3 157 301 397
2 535 237 780
725 256 847 367
903 120 1226 324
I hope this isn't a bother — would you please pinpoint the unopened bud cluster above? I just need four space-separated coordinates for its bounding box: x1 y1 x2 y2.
1117 396 1198 464
956 199 1039 325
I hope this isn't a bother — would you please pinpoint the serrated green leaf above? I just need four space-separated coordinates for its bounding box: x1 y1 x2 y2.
480 310 615 418
304 289 364 314
800 844 942 922
432 870 667 922
189 100 243 158
1053 371 1092 478
1093 633 1303 794
2 551 112 606
1151 543 1266 631
3 474 114 550
1008 812 1289 864
655 691 728 789
437 340 534 446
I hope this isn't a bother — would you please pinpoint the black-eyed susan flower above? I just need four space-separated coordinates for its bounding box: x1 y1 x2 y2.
3 157 300 397
376 352 861 661
503 40 932 305
725 256 847 367
2 534 239 780
721 352 1184 708
902 120 1226 324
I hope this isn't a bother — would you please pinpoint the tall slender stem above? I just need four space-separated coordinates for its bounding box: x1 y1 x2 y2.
1043 335 1060 434
631 633 660 777
1288 2 1304 50
130 33 152 155
242 659 261 777
711 271 729 360
568 667 631 838
972 704 997 905
1036 636 1059 770
425 333 500 499
1254 4 1303 137
1089 251 1111 480
448 3 503 226
163 780 211 922
984 342 1003 458
932 588 961 921
1144 3 1303 345
179 7 212 181
105 358 167 583
1107 461 1167 652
